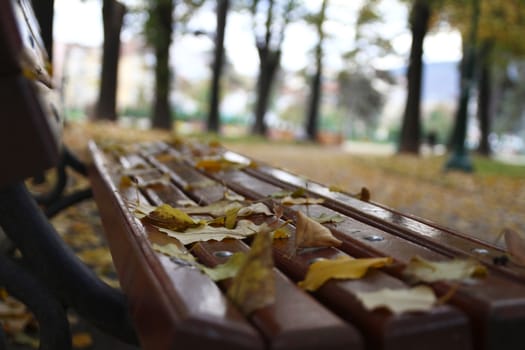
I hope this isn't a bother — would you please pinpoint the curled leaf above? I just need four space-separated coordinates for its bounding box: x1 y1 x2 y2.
298 256 393 291
145 204 201 231
503 228 525 267
295 211 342 248
403 256 488 283
227 227 275 315
355 285 436 314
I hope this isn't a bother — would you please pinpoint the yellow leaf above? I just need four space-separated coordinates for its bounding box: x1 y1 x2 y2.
272 227 291 239
145 204 201 231
503 228 525 266
72 332 93 348
200 252 247 281
355 285 436 314
181 201 243 217
328 185 345 193
119 175 134 188
225 207 240 229
295 211 342 248
298 256 393 292
227 227 275 315
403 256 488 283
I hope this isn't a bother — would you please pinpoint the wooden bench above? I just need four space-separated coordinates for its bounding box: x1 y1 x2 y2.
2 1 524 349
89 139 525 350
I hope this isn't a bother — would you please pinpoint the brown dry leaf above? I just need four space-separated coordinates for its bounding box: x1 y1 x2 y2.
298 256 393 292
355 285 436 314
72 332 94 348
503 228 525 266
182 201 272 218
145 204 202 231
227 227 275 315
295 211 342 248
403 256 488 283
159 220 262 245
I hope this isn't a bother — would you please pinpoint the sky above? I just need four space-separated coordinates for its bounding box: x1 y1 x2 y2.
53 0 463 80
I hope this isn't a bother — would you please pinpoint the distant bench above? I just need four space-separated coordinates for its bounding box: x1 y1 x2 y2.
89 139 525 350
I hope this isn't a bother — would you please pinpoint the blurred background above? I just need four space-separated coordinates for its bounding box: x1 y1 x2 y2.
47 0 525 161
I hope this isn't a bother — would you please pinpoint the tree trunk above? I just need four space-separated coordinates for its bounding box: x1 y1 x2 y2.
252 47 280 136
306 60 322 141
208 0 229 133
94 0 126 121
31 0 54 62
398 0 430 154
476 42 492 156
151 0 174 130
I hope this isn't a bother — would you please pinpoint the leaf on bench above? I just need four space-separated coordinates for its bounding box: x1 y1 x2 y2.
355 285 436 314
503 228 525 267
158 220 262 245
152 243 197 263
295 211 342 249
200 252 247 282
403 256 488 283
281 196 325 205
227 227 275 315
181 201 272 218
144 204 202 231
195 157 245 173
312 213 345 224
298 256 393 292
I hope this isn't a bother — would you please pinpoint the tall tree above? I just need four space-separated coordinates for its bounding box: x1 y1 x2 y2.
305 0 328 141
249 0 298 136
398 0 431 154
95 0 126 121
31 0 54 62
208 0 230 133
445 0 480 171
145 0 175 130
476 40 492 156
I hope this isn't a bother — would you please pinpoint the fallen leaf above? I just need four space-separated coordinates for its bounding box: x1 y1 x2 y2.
225 207 240 229
328 185 345 193
182 201 272 218
298 256 393 291
145 204 202 231
195 157 244 172
354 285 436 314
227 227 275 314
295 211 342 248
152 243 197 263
72 332 93 348
281 196 325 205
159 220 262 245
312 213 345 224
181 201 243 217
200 252 247 281
403 256 488 283
272 227 291 239
224 190 245 202
12 332 39 348
503 228 525 266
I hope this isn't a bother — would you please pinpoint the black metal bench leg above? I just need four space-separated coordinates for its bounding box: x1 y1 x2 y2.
0 253 71 350
0 183 137 345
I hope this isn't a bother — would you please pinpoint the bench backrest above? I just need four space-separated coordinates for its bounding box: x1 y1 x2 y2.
0 0 62 187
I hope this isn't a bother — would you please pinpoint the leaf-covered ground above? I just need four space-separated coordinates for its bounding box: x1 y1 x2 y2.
3 121 524 348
